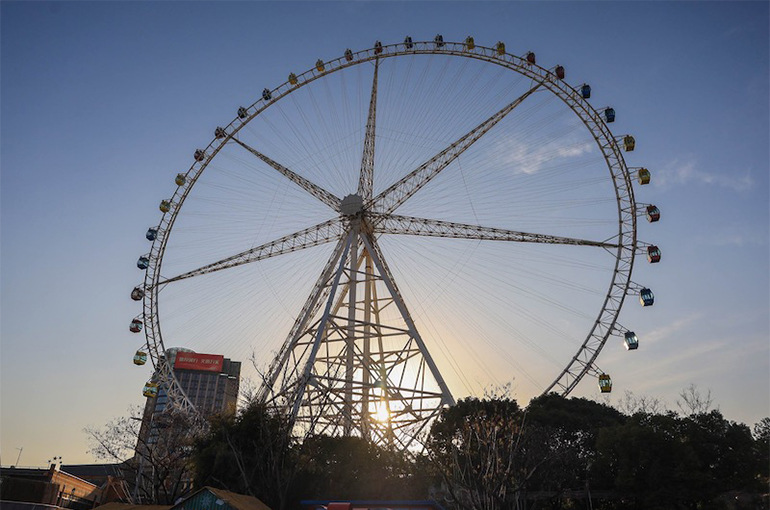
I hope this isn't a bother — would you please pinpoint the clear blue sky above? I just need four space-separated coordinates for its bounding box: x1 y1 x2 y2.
1 1 768 466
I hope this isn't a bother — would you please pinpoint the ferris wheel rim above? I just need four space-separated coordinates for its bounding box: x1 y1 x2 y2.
137 40 639 413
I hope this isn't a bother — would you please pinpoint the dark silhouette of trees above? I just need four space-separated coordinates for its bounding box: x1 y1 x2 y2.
191 402 295 510
180 387 768 510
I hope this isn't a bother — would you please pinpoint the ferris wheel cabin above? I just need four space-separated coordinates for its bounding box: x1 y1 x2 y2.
142 381 158 398
134 350 147 366
624 331 639 350
599 374 612 393
647 245 661 263
640 288 655 307
130 318 143 333
580 84 591 99
604 107 615 123
146 227 158 241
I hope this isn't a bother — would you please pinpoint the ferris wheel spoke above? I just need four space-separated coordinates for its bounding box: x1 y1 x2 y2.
372 214 619 249
231 137 342 211
357 58 380 201
369 81 544 215
157 219 345 286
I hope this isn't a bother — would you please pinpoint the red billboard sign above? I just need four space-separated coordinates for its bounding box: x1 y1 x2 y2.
174 352 224 372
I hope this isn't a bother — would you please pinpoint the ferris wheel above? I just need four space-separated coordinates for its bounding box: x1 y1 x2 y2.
130 36 660 449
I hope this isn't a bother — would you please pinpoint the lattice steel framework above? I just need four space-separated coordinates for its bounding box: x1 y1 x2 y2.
133 40 655 444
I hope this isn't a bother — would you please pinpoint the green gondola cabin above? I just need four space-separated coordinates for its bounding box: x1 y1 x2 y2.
638 168 651 185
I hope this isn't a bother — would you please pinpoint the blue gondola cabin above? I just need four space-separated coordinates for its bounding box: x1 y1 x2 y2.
434 34 444 47
640 287 655 307
404 36 414 49
624 331 639 350
137 256 149 270
605 108 615 123
581 84 591 99
146 227 158 241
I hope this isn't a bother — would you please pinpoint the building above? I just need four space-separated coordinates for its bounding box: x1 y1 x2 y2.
135 348 240 459
0 463 118 510
145 348 240 418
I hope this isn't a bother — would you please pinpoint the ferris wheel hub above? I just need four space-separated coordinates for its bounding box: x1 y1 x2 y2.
340 193 365 216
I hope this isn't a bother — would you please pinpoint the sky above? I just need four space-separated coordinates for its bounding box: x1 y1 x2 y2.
1 1 768 466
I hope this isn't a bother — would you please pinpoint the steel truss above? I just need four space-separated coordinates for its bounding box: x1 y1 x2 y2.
135 41 653 445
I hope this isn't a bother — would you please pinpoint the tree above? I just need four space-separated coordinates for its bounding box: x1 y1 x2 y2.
85 406 197 505
291 435 429 502
676 383 714 416
191 402 295 510
427 396 534 509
